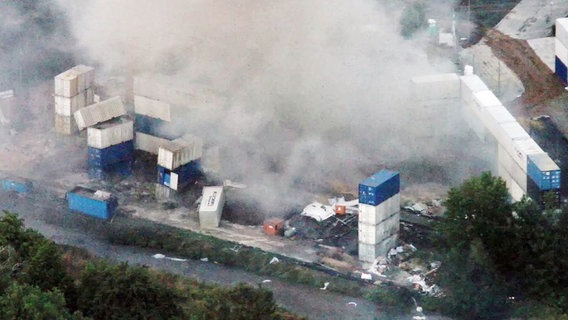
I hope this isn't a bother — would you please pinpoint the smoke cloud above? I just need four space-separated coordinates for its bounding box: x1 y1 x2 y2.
54 0 469 214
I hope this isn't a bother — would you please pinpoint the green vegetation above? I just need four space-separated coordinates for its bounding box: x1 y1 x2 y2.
0 210 304 320
429 172 568 319
399 1 427 39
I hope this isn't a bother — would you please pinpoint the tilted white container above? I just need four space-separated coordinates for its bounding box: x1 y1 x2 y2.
358 213 400 245
134 95 172 122
157 135 203 170
460 75 489 109
74 96 126 130
135 132 171 154
555 38 568 66
358 193 400 225
87 117 134 149
508 138 545 171
556 18 568 50
54 65 95 97
358 235 397 262
410 73 460 101
198 186 225 228
54 88 94 116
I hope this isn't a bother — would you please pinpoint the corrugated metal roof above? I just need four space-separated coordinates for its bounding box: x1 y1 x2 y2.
74 96 126 130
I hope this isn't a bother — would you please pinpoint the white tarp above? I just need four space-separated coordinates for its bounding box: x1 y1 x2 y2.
300 202 336 222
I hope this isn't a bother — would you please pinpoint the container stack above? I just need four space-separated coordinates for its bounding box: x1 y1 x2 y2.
74 96 132 180
358 170 400 263
54 65 95 135
133 76 187 154
156 134 203 192
460 72 561 203
555 18 568 84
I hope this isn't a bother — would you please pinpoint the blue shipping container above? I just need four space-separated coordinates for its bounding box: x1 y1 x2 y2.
157 160 202 191
88 140 134 169
88 159 133 180
527 153 561 190
134 114 184 140
359 170 400 206
555 57 568 85
1 177 33 194
67 186 118 220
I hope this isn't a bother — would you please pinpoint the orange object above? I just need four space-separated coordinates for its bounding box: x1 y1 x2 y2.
263 218 284 236
334 205 346 215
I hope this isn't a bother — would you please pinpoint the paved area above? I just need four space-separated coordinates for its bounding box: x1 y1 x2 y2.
527 36 555 71
496 0 568 39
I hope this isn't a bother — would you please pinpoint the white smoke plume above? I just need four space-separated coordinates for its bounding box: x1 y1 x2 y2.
55 0 469 214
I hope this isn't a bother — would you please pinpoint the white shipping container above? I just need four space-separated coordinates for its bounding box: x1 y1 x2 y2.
135 132 171 154
54 114 77 135
87 118 134 149
498 145 528 193
358 235 397 262
54 88 94 116
410 73 460 101
473 90 502 111
54 65 94 97
199 186 225 228
359 193 400 225
493 121 531 155
509 138 545 171
462 105 486 141
134 95 172 122
460 75 489 109
157 135 203 170
74 96 126 130
480 105 516 139
555 38 568 66
509 178 525 202
359 213 400 245
556 18 568 50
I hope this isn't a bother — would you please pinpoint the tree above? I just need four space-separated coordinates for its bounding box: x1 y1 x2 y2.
399 1 427 38
77 262 184 320
433 172 513 319
0 283 77 320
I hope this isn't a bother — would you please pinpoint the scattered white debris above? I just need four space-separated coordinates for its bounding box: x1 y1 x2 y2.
320 282 330 290
346 302 357 307
167 257 187 262
269 257 280 264
301 202 336 222
200 257 209 262
262 279 272 284
152 253 166 259
361 273 372 280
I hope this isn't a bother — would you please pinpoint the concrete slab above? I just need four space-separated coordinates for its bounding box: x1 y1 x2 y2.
528 36 555 71
496 0 568 40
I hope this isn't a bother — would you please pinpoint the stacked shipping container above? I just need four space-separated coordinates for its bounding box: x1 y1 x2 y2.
54 65 95 135
156 135 203 191
358 170 400 263
555 19 568 84
460 73 561 203
77 97 133 180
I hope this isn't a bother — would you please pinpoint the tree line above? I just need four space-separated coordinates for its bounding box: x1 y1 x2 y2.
0 210 302 320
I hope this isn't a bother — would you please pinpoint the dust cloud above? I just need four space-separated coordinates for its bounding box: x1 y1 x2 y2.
54 0 469 214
